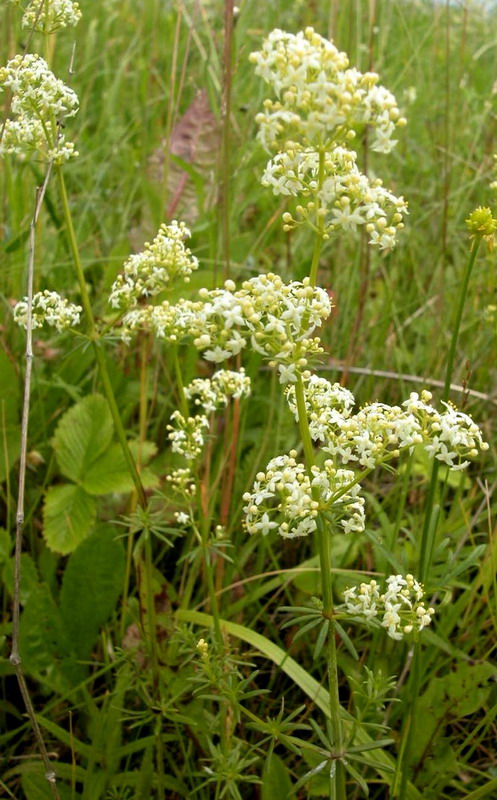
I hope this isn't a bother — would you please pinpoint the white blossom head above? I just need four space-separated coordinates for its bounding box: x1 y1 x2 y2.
13 290 82 332
265 146 407 249
343 574 435 640
20 0 82 32
250 27 405 154
0 54 79 163
243 452 365 539
185 369 251 414
109 221 199 309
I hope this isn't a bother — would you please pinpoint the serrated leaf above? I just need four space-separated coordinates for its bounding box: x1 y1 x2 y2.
60 525 125 658
81 440 158 496
43 484 96 554
19 583 84 689
52 394 113 482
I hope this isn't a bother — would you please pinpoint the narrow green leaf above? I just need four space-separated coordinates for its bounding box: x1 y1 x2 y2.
461 778 497 800
313 620 329 661
0 351 21 482
334 620 359 661
43 484 96 554
52 394 113 482
344 760 369 795
175 609 423 800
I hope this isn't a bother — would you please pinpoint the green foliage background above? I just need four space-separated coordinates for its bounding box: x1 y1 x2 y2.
1 1 496 798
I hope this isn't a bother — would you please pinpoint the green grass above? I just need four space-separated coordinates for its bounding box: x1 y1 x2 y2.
1 1 497 798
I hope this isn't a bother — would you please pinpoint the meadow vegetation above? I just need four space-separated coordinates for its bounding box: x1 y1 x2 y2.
1 1 497 798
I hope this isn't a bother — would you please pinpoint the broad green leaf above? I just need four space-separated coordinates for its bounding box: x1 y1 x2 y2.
0 527 12 563
81 441 158 496
43 484 96 554
52 394 113 482
262 752 292 799
19 583 83 689
60 526 125 659
2 552 39 605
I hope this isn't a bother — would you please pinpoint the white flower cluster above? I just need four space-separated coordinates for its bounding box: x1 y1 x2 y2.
343 574 435 640
118 275 332 382
109 222 198 309
407 393 489 471
166 467 196 500
20 0 82 31
286 380 488 471
119 298 201 346
167 411 209 461
266 147 407 250
167 369 251 461
13 290 82 332
286 375 355 440
0 54 79 162
250 28 404 154
236 274 331 380
185 369 251 414
251 28 407 248
243 451 365 539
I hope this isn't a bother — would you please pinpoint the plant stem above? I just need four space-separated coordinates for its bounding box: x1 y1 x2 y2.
294 375 346 798
10 165 60 799
308 150 326 288
397 237 483 800
418 237 481 582
56 165 147 509
143 531 160 687
172 345 189 417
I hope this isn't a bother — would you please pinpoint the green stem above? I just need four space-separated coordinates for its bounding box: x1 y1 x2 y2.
398 238 483 800
442 238 481 403
56 165 147 509
172 345 189 417
143 531 160 687
418 237 481 583
308 149 326 288
294 375 346 799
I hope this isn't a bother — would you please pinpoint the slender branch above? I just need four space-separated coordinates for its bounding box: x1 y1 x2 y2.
10 163 60 799
55 164 147 509
294 375 346 799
